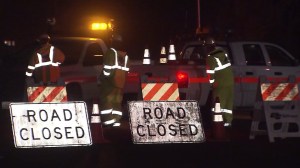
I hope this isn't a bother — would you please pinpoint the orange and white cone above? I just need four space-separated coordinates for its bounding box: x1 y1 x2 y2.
159 46 167 64
212 97 226 140
143 47 151 65
168 41 176 63
90 101 106 143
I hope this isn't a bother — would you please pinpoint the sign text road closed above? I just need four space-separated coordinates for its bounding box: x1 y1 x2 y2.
9 101 92 148
128 101 205 144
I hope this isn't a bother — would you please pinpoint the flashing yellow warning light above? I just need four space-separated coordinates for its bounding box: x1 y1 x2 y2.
91 22 108 31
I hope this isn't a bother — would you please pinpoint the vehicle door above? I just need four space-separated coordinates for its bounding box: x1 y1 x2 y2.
180 42 210 105
230 42 270 107
261 43 300 84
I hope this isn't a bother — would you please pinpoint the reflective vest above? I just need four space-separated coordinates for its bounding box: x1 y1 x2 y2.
99 48 129 126
102 48 129 76
206 48 233 85
206 48 234 116
26 44 65 83
102 48 129 88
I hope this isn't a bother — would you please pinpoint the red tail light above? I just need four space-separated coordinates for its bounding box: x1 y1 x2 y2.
176 71 189 88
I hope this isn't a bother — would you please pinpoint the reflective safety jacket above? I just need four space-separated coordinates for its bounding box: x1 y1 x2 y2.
99 48 129 126
26 44 65 83
101 48 129 88
206 48 234 86
206 48 234 123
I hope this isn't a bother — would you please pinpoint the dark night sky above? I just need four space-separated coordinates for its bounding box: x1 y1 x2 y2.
1 0 300 59
1 0 198 58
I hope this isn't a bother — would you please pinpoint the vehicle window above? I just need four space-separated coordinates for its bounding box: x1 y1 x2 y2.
265 45 297 66
52 40 84 66
83 43 104 66
182 45 206 65
243 44 266 66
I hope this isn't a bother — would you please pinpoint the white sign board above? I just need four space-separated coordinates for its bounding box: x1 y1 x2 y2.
128 101 205 144
9 101 92 148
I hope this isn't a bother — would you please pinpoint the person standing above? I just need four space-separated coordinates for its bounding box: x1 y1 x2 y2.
25 34 65 85
98 34 129 127
204 37 234 127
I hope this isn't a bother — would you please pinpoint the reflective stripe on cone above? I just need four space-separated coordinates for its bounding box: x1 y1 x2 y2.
90 103 108 144
212 97 226 141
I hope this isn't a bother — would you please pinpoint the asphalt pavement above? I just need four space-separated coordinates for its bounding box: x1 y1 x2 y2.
1 108 300 168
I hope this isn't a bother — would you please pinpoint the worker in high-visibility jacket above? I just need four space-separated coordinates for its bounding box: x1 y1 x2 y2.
98 34 129 127
25 34 65 85
204 37 234 127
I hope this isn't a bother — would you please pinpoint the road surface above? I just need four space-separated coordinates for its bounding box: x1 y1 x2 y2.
1 108 300 168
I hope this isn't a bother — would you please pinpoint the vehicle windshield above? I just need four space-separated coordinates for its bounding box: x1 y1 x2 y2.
52 39 85 66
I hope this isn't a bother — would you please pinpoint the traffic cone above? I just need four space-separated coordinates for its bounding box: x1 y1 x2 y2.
211 97 226 140
90 100 107 143
143 47 151 65
159 46 167 64
168 41 177 63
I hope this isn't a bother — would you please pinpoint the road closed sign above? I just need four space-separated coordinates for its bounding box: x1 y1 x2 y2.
9 101 92 148
128 101 205 144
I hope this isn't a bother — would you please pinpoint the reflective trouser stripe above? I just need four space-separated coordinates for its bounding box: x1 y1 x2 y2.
101 109 112 114
103 119 116 125
103 70 110 76
26 72 32 76
112 110 122 116
113 122 121 127
224 123 231 127
222 109 232 114
212 108 232 114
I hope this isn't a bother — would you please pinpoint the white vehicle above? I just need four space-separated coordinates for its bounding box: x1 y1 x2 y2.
50 37 300 115
51 37 108 106
125 40 300 112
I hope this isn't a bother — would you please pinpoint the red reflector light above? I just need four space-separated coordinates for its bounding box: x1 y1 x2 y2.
176 71 189 88
176 71 188 80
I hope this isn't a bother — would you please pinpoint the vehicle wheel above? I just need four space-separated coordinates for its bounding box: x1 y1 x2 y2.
66 83 83 101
